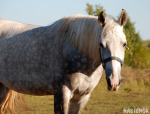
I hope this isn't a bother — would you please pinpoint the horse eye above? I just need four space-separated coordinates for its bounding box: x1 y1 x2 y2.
100 43 104 48
123 43 127 47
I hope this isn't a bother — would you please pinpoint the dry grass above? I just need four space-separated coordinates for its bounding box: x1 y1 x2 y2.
143 40 150 51
6 67 150 114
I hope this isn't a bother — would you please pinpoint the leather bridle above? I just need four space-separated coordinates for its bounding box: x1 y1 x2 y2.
99 44 124 68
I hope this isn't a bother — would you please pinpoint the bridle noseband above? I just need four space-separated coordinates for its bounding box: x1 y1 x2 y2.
101 56 124 68
99 45 124 68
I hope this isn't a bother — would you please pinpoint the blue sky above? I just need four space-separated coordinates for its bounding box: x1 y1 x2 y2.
0 0 150 40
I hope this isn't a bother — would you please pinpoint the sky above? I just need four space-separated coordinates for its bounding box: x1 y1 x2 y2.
0 0 150 40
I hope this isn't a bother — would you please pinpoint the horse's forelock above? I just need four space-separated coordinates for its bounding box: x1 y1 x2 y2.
101 16 119 38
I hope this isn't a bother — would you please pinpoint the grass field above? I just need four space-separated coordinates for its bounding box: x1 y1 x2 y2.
6 66 150 114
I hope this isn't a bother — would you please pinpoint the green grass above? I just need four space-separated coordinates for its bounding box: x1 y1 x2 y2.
7 67 150 114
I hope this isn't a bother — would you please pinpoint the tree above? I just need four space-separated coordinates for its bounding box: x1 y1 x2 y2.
86 3 106 16
86 3 150 68
86 3 93 15
122 16 150 68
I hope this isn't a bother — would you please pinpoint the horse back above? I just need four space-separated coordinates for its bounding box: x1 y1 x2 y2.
0 18 39 40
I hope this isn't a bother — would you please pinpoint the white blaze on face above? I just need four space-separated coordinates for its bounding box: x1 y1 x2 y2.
109 25 125 88
111 60 121 86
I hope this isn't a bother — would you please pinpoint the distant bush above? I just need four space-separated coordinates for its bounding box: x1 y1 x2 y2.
124 18 150 68
127 46 150 68
148 42 150 48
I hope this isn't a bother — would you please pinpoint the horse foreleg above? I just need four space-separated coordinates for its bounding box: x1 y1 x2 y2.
62 85 71 114
54 85 71 114
68 94 91 114
54 85 63 114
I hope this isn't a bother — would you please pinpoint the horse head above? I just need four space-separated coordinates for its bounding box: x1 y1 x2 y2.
98 9 127 91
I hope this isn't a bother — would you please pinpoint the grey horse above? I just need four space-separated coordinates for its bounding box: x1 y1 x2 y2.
0 10 127 114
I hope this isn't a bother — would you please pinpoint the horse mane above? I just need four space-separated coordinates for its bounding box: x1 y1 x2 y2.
50 14 102 61
49 14 118 61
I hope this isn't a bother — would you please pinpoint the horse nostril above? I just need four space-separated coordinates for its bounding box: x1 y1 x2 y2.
119 77 123 85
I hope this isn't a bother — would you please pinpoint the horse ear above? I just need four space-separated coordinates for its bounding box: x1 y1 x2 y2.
98 11 105 27
118 9 127 26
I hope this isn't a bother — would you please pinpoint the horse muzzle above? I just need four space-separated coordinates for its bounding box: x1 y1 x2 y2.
107 76 123 91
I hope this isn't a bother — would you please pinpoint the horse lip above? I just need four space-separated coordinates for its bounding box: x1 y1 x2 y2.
107 85 118 91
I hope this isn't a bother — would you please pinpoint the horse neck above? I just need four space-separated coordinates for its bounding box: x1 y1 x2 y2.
72 20 102 61
88 63 103 88
80 55 103 79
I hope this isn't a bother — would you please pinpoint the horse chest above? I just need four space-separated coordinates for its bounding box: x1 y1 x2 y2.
68 73 93 96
